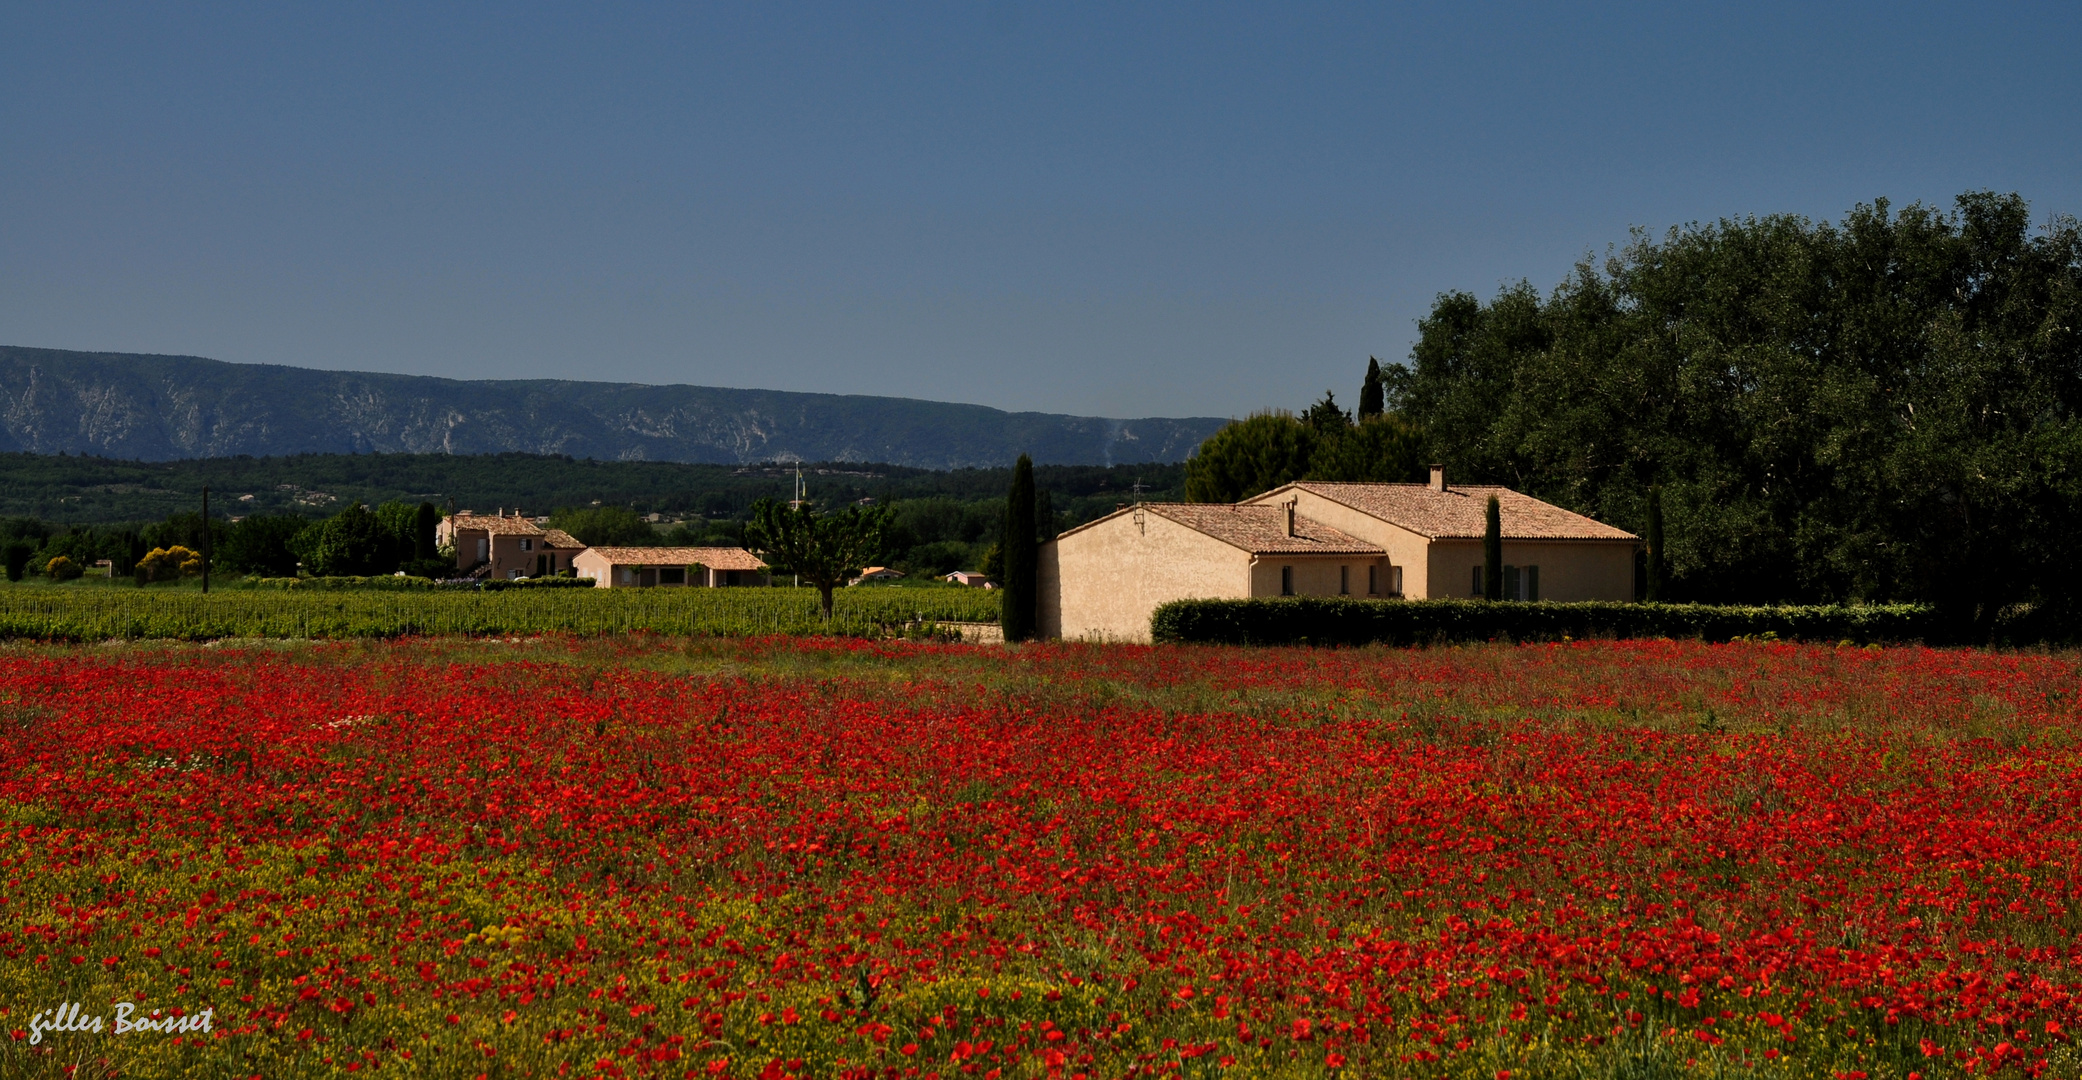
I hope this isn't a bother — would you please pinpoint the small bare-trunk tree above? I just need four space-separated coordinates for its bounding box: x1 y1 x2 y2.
745 498 888 620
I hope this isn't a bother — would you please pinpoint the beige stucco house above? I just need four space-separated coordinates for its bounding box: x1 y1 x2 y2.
1038 467 1640 642
1240 469 1639 602
1038 501 1388 641
438 511 587 580
571 546 769 588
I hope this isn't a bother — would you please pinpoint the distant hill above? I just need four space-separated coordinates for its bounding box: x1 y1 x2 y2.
0 346 1227 468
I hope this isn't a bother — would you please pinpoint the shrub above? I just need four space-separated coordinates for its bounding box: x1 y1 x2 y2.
1150 596 1946 646
253 575 438 591
135 546 203 583
45 555 83 582
474 576 596 591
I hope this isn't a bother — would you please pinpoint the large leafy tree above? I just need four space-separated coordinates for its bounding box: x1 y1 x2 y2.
293 503 397 577
744 498 888 620
218 515 309 577
1185 398 1425 503
1395 191 2082 625
1184 413 1321 503
1310 414 1425 485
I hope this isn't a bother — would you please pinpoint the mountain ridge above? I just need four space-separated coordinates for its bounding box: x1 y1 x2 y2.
0 346 1227 469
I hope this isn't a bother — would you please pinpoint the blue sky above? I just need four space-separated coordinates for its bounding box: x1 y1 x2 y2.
3 2 2077 419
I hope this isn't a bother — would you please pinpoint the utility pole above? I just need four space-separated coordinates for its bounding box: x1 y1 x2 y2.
201 485 211 594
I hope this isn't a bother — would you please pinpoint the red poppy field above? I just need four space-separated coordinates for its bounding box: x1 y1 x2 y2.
2 636 2080 1079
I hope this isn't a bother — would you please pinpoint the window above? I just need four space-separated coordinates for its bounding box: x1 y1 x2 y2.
1280 566 1294 596
1340 566 1349 595
476 539 489 563
659 567 686 585
1367 565 1377 595
1471 566 1483 597
1391 565 1404 597
519 539 533 552
1494 565 1542 600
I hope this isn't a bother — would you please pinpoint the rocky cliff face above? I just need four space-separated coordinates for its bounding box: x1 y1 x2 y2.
0 347 1225 468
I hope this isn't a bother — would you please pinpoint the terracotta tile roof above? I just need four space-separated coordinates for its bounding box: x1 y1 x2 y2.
448 513 546 537
1143 503 1384 555
580 546 767 570
540 528 585 549
1279 482 1639 541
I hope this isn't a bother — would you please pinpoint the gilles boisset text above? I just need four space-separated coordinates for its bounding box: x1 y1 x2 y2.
27 1002 214 1043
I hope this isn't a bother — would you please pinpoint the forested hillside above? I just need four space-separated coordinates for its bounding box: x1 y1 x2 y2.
1391 191 2082 618
0 347 1225 468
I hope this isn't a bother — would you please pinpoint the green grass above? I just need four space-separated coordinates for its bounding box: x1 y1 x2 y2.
0 583 999 640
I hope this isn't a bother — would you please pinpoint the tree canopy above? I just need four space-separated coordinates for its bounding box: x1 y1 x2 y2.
548 505 659 548
743 499 888 619
1392 191 2082 620
1184 406 1426 503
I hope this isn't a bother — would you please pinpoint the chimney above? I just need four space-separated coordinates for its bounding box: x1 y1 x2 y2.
1284 500 1297 537
1429 464 1446 492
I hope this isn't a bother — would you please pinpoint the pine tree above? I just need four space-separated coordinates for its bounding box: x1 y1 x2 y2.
1483 495 1503 601
1358 357 1385 420
1301 391 1351 435
1002 455 1039 642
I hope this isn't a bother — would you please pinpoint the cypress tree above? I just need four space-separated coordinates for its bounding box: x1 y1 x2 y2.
414 502 439 561
1002 454 1039 642
1358 356 1385 420
1483 494 1503 601
1646 486 1665 602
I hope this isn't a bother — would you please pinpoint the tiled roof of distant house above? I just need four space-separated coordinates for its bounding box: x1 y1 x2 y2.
449 512 547 537
540 528 585 549
1137 503 1385 555
582 546 766 570
1277 482 1639 542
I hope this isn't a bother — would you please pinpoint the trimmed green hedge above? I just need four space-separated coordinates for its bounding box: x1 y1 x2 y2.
1149 597 1945 646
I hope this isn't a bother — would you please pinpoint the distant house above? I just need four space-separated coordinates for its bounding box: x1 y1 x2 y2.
850 566 904 585
572 546 769 588
438 510 587 580
1037 467 1640 642
1239 469 1638 602
943 570 995 588
1039 502 1385 641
